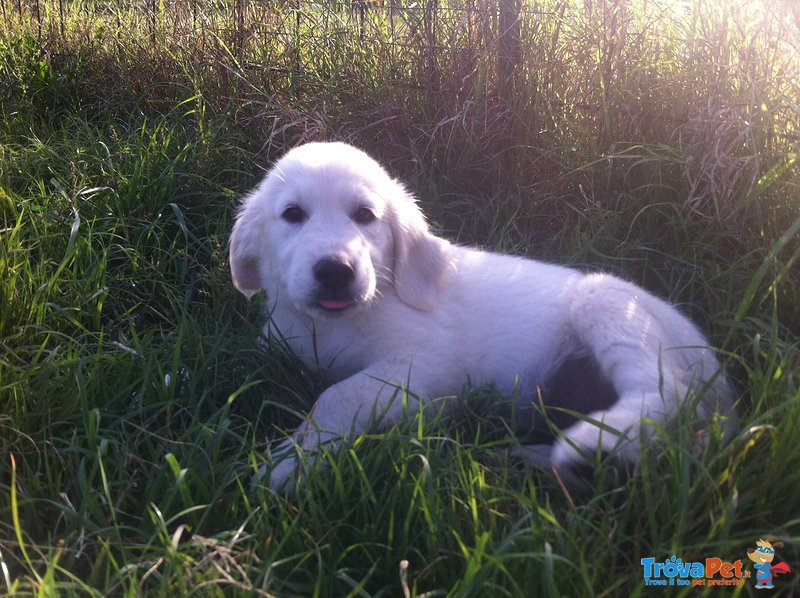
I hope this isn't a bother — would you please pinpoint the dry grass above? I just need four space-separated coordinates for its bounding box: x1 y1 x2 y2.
2 0 798 224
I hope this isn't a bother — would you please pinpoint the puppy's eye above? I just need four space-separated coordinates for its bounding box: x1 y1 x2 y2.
353 206 377 225
281 205 307 224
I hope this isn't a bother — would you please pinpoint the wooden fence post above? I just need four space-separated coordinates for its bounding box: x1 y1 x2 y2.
497 0 521 104
425 0 439 90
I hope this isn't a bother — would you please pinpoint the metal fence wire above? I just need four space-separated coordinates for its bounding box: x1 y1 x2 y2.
4 0 568 103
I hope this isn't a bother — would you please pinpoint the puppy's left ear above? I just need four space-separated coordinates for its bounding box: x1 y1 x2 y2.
389 189 449 310
229 205 264 299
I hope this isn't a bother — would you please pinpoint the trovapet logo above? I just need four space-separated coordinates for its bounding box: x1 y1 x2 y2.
746 537 792 590
641 555 747 587
642 538 794 589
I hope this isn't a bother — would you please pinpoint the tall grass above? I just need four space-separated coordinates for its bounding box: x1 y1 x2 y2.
1 0 799 594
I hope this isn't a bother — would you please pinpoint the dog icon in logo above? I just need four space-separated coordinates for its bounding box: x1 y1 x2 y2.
747 537 791 589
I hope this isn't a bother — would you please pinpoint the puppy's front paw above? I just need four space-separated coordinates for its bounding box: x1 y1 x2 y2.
250 443 302 495
271 459 300 493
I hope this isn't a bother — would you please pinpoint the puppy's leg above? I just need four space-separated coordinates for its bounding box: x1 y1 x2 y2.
257 364 424 493
550 275 726 486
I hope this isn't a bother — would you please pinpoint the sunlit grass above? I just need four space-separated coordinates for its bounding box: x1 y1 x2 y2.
1 0 799 594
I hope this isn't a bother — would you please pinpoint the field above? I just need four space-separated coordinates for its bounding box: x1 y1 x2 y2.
1 0 799 594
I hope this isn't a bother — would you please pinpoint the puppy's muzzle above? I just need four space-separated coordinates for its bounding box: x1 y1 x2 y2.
313 257 357 310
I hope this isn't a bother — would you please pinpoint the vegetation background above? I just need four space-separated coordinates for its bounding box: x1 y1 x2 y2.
1 0 798 594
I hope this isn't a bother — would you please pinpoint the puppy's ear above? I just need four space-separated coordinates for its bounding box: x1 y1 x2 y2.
229 205 265 299
389 188 449 310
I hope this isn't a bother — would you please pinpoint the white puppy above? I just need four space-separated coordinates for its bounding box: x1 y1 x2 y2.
230 141 733 491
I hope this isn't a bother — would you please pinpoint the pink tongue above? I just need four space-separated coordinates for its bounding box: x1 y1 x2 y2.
320 300 351 310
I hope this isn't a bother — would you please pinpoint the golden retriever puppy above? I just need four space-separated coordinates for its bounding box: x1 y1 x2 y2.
230 142 733 492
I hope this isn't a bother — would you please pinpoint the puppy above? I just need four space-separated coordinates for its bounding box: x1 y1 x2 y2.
230 141 733 491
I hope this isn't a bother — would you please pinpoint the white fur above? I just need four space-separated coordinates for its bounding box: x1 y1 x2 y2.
230 141 733 492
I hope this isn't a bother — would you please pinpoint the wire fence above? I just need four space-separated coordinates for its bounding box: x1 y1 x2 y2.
3 0 569 104
3 0 799 222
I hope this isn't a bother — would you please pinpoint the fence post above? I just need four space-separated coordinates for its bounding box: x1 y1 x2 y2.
150 0 157 46
425 0 439 90
497 0 521 104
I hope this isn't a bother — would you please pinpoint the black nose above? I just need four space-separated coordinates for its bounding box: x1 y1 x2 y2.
313 257 355 291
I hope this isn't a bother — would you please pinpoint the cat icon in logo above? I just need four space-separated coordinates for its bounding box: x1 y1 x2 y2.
747 537 791 589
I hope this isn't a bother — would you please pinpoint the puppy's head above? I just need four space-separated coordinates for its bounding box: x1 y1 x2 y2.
230 142 448 316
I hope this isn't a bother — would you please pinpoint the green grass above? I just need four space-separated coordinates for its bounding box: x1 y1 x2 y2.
1 0 799 594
